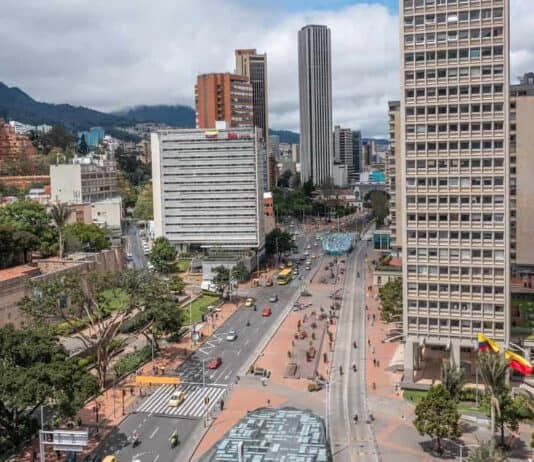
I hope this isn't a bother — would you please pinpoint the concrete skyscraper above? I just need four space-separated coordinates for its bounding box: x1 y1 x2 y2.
400 0 510 382
298 24 333 186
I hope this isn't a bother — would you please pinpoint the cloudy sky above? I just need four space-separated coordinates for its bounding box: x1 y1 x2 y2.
1 0 533 136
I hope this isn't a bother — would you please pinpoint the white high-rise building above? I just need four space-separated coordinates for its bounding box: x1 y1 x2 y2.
400 0 510 381
298 24 333 186
151 127 265 253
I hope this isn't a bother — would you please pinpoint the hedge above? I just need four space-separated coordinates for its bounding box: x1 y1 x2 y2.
119 311 152 334
113 345 152 378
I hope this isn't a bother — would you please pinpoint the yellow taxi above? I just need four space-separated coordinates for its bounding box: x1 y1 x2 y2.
245 297 255 307
168 390 185 407
102 457 117 462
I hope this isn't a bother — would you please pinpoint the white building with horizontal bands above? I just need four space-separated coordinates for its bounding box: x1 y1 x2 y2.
151 126 265 254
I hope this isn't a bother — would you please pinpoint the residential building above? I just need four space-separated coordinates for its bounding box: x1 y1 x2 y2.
332 164 348 188
334 125 359 184
0 118 37 172
400 0 510 382
151 126 264 254
235 49 269 143
298 24 333 186
291 144 300 163
195 73 253 129
78 127 105 148
50 157 119 203
386 101 402 257
91 197 123 229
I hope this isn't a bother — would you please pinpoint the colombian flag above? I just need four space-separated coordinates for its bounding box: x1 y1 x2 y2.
477 333 500 353
505 350 533 376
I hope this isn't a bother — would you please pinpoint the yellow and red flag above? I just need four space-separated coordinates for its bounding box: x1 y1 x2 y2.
505 350 533 376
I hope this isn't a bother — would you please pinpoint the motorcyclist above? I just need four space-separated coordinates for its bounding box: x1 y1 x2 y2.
246 320 250 326
170 430 178 447
352 363 357 372
353 341 357 349
353 414 358 423
339 365 343 375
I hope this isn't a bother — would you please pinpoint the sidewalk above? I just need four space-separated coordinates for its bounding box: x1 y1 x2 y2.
16 300 242 462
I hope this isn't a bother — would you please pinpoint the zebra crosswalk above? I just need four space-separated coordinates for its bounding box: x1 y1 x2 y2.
135 383 227 419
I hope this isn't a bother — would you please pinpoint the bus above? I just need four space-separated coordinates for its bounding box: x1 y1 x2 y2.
277 268 293 285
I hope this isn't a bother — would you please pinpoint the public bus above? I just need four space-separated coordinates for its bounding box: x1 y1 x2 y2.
277 268 293 285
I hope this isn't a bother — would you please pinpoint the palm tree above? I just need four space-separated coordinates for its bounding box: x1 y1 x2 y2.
478 352 508 449
466 440 508 462
50 203 71 259
441 362 466 400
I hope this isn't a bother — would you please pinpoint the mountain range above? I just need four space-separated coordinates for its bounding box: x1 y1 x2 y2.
0 81 299 143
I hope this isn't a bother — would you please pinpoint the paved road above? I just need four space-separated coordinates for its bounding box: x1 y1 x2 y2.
329 240 379 462
92 230 321 462
125 221 147 269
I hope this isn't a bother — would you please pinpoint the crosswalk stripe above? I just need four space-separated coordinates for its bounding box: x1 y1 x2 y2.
135 383 227 418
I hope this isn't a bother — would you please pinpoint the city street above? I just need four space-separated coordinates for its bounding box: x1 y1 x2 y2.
91 228 321 462
329 240 379 462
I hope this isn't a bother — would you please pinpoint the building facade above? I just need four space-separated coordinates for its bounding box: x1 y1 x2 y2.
0 118 37 174
510 73 534 270
151 127 264 253
334 125 359 184
195 73 253 129
235 49 269 143
78 127 105 148
352 130 362 177
298 24 333 186
387 101 402 256
400 0 510 381
50 158 119 203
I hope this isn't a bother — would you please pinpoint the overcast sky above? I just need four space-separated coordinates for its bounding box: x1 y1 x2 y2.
1 0 533 137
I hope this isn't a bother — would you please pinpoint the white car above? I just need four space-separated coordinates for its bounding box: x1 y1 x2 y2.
226 330 238 341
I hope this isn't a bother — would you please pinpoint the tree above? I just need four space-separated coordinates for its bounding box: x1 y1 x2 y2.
413 385 462 454
265 228 295 257
0 199 57 256
484 387 529 447
0 225 40 268
0 325 97 448
50 203 72 259
466 440 508 462
133 182 153 220
169 275 185 294
302 179 314 197
367 190 389 226
117 171 138 211
64 222 110 252
149 237 177 272
212 266 231 297
232 261 250 283
78 134 88 155
277 169 293 188
441 362 465 400
378 278 402 322
478 352 508 447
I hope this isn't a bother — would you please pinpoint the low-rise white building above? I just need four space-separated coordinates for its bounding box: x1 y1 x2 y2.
151 126 265 254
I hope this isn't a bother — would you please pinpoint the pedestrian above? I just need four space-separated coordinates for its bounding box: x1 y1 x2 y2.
372 314 376 322
367 314 370 321
368 339 371 346
373 358 376 367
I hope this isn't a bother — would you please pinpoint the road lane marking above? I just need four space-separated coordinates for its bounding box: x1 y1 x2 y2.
154 456 159 462
150 426 159 439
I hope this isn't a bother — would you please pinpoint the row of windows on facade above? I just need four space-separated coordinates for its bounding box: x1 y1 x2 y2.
408 282 505 295
407 212 505 226
407 229 504 241
406 157 503 170
404 0 502 8
404 8 503 27
407 194 504 209
407 122 504 136
406 83 503 99
406 102 504 117
405 141 504 154
405 27 503 45
405 46 504 64
405 64 503 80
408 298 505 312
407 318 505 333
408 265 505 278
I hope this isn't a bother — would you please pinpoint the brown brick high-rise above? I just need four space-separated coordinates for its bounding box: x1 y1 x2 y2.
195 73 253 129
0 118 37 175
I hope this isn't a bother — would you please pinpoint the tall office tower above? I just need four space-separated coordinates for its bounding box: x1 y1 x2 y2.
235 49 269 143
151 127 264 253
195 73 253 129
334 125 356 183
298 24 333 186
400 0 509 382
352 130 362 176
386 101 402 257
510 73 534 270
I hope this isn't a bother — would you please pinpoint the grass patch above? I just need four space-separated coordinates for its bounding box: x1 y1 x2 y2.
180 293 221 324
403 389 428 404
176 259 191 272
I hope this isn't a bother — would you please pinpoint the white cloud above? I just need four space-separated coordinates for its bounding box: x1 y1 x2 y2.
0 0 532 137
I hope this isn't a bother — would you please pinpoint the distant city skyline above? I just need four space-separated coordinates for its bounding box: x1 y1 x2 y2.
0 0 532 136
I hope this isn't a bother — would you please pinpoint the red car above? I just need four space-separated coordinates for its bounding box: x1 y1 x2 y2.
208 357 222 369
262 307 272 317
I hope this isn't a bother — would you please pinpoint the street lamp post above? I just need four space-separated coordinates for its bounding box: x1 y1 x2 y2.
202 359 207 388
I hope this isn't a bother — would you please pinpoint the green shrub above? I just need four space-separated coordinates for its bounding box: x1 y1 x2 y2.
55 318 88 336
113 346 152 378
119 311 152 334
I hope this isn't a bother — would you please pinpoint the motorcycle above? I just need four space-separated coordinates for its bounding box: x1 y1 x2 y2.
353 414 358 423
170 431 179 448
352 364 357 372
353 341 357 349
339 366 343 375
128 432 140 447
